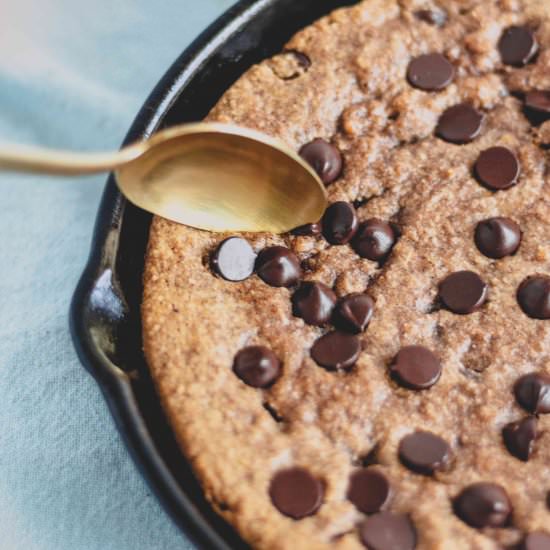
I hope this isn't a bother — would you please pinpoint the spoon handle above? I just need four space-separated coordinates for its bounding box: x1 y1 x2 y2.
0 142 144 176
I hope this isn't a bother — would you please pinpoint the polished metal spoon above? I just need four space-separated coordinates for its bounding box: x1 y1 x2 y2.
0 123 327 233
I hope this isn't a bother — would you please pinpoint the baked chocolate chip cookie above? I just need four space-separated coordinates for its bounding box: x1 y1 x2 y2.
142 1 550 548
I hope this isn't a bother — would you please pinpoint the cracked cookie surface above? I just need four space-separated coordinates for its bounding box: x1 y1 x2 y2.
142 1 550 548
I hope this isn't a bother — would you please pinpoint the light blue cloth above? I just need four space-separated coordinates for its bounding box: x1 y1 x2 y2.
0 1 234 548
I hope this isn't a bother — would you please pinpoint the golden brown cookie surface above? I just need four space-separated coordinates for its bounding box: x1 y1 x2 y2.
143 1 550 547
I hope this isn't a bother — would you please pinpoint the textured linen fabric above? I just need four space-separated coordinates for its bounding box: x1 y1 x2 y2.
0 1 233 548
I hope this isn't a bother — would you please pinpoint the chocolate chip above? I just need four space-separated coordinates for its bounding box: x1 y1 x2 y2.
475 217 521 258
256 246 301 287
291 222 322 236
502 416 538 461
352 219 397 261
311 331 361 370
454 482 512 528
299 138 343 184
233 346 281 388
407 54 454 91
269 467 323 519
521 532 550 550
436 103 484 144
517 276 550 320
360 512 417 550
322 202 358 245
514 373 550 414
398 431 450 475
347 468 392 515
334 294 374 333
499 26 538 67
526 91 550 114
390 346 442 390
211 237 256 282
474 147 520 190
292 282 337 326
414 9 447 26
439 271 488 314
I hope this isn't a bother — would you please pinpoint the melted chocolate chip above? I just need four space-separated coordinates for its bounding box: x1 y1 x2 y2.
269 467 323 519
407 53 454 91
503 416 538 461
322 202 358 245
292 282 337 326
311 331 361 370
299 138 343 184
398 431 450 475
256 246 301 287
454 482 511 528
347 468 392 515
291 222 322 236
360 512 417 550
518 276 550 319
436 103 484 144
499 26 538 67
522 532 550 550
525 91 550 114
334 293 374 333
233 346 281 388
390 346 442 390
475 217 521 259
474 147 520 191
211 237 256 282
439 271 488 314
514 373 550 414
414 9 447 26
352 219 397 261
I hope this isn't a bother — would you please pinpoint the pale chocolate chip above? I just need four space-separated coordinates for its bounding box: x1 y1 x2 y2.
256 246 301 287
292 281 337 326
269 467 323 519
311 331 361 370
211 237 256 282
360 512 417 550
474 147 520 190
436 103 484 144
233 346 281 388
454 482 511 528
407 53 454 91
475 217 521 258
439 271 488 314
499 26 538 67
390 346 442 390
299 138 343 184
517 276 550 319
352 219 397 261
322 202 358 245
398 431 450 475
334 293 374 333
347 468 392 515
502 416 538 461
514 373 550 414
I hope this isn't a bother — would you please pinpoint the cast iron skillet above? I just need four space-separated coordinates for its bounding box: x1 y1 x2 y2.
70 0 360 548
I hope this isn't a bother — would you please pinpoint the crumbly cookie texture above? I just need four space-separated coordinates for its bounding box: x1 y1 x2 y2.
142 1 550 548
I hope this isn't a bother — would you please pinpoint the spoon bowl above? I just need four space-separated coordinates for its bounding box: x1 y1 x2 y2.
116 123 327 233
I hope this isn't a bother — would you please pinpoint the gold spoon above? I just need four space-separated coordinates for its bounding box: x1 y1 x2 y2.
0 123 327 233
